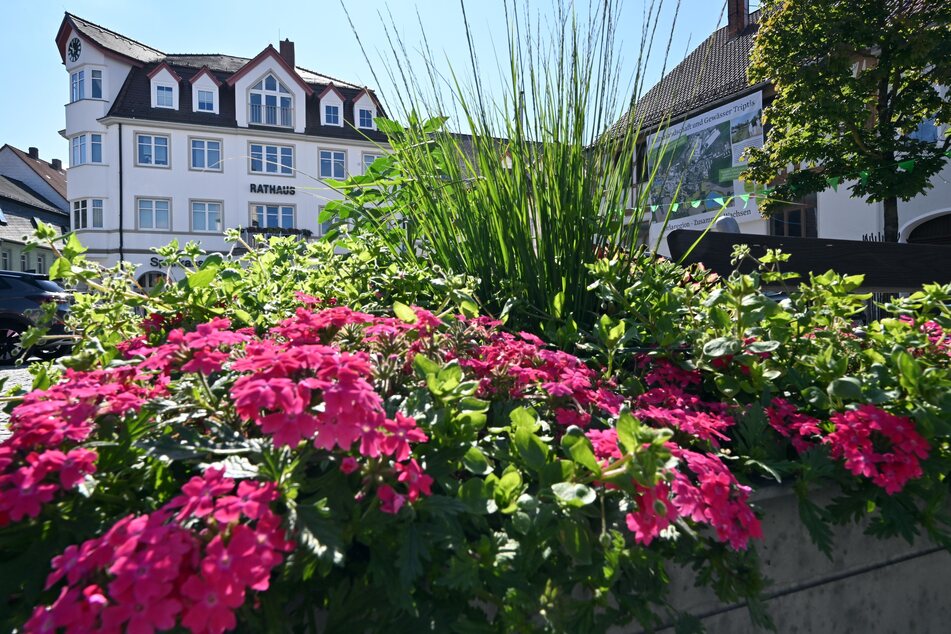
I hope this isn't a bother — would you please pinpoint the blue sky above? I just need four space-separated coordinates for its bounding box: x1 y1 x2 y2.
0 0 738 164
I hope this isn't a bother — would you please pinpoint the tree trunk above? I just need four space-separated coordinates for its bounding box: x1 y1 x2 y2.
883 196 899 242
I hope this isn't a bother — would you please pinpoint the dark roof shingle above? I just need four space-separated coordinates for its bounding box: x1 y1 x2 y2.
0 176 66 216
611 10 766 137
64 13 165 64
1 145 68 202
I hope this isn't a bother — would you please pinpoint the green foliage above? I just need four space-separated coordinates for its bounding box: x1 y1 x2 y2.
324 0 667 336
745 0 951 241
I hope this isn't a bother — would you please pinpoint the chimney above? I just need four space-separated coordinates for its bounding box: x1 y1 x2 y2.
727 0 750 37
51 158 63 171
28 147 39 160
279 39 295 69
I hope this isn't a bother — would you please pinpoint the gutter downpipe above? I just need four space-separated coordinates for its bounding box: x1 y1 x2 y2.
118 123 125 263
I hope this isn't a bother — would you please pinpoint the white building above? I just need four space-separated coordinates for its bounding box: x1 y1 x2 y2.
618 0 951 254
56 13 388 284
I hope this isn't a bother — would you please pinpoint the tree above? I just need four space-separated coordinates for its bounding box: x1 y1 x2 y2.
744 0 951 242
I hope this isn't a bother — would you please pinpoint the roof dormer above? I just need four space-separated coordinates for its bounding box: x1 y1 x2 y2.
319 84 345 127
227 45 312 132
189 66 221 114
353 88 381 130
147 62 181 110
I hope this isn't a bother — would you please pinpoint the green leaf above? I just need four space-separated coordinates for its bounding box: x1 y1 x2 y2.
556 519 592 564
703 337 741 358
616 411 641 455
186 266 217 289
513 426 549 472
560 427 602 475
393 301 418 323
459 299 479 318
413 354 441 377
509 406 538 431
48 256 70 280
551 482 597 507
747 340 780 353
827 377 863 401
462 446 492 475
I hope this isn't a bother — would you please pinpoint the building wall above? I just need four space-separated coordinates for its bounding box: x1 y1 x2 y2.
62 29 388 277
0 198 64 273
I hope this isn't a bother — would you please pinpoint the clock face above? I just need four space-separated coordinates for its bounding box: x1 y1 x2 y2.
68 38 82 62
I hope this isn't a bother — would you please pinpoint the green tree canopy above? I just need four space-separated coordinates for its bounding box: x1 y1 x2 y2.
744 0 951 241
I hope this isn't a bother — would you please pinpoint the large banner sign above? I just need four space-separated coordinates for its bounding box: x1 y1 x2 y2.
646 91 763 228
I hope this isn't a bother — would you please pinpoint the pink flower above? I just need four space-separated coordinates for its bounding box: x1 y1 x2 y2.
394 460 434 501
339 457 359 474
382 413 428 461
169 469 234 520
181 574 243 634
377 485 406 514
625 482 676 546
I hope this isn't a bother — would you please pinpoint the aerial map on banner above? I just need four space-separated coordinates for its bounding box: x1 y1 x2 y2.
646 91 763 228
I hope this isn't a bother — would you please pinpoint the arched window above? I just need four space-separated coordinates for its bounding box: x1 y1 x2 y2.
249 74 293 127
138 271 169 292
907 213 951 246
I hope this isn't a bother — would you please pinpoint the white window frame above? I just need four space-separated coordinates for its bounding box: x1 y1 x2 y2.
197 89 215 112
72 198 104 229
135 133 170 168
250 203 295 230
362 152 383 174
191 200 223 233
20 252 29 272
249 74 293 127
324 105 340 126
36 254 46 275
136 197 171 231
319 149 346 180
70 70 84 102
91 69 103 99
0 249 10 270
71 135 86 166
189 137 223 172
358 108 374 129
249 142 294 176
155 84 175 109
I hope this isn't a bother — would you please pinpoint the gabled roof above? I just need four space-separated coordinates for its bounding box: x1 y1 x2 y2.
318 84 346 101
56 12 164 66
0 176 66 216
188 66 222 87
352 87 383 110
610 10 766 138
225 46 314 96
0 145 68 202
146 61 182 82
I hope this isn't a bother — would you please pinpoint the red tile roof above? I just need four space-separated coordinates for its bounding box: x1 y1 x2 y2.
1 145 67 201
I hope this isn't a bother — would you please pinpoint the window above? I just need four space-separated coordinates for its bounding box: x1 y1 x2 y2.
36 254 46 275
320 150 346 179
324 105 340 126
192 201 222 233
190 139 222 171
249 74 292 127
73 199 103 229
249 143 293 175
358 108 374 129
91 69 102 99
197 90 215 112
317 206 333 236
20 253 29 272
71 133 103 166
155 85 174 108
770 205 817 238
362 153 382 174
136 134 169 167
71 136 86 166
137 198 170 230
1 250 9 270
70 70 84 102
252 204 294 229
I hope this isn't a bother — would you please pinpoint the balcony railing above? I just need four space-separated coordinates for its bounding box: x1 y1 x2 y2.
248 104 294 128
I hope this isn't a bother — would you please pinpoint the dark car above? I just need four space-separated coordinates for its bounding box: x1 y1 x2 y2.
0 270 71 363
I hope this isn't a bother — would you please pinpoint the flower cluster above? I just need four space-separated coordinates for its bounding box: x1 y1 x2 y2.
586 427 761 550
765 397 822 453
899 315 951 357
26 469 291 634
634 359 734 446
826 405 930 494
0 367 165 526
459 324 622 427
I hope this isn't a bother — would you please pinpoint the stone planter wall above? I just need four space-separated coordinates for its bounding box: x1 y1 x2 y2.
624 486 951 633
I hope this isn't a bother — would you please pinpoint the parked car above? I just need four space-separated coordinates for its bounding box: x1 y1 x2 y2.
0 271 71 363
